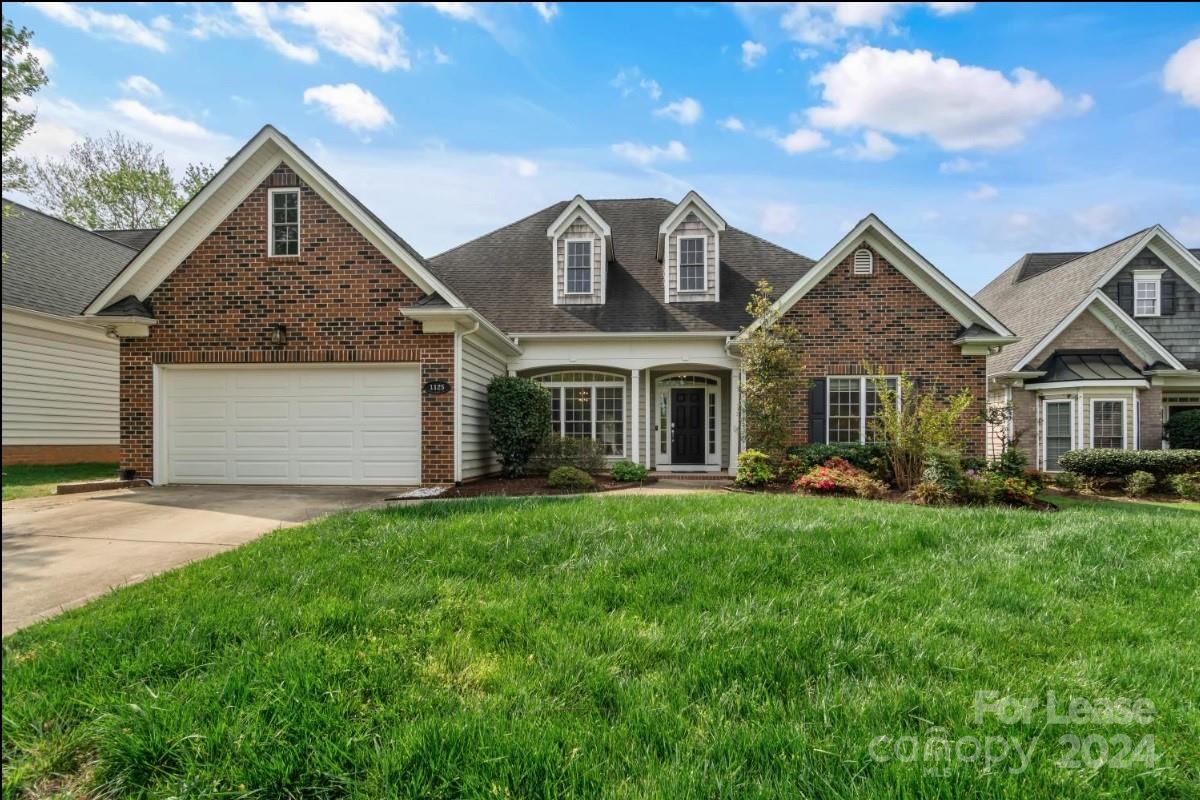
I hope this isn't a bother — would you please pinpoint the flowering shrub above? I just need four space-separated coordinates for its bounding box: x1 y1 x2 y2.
793 457 888 499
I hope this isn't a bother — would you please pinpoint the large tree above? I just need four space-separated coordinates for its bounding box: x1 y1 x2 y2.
738 280 806 461
2 19 49 192
29 132 217 229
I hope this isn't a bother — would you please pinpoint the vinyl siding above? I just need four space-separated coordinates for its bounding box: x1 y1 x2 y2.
1101 248 1200 367
460 335 507 480
665 213 718 303
2 314 119 445
555 217 604 305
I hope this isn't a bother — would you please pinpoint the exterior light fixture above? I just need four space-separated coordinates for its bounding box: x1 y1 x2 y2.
269 324 288 346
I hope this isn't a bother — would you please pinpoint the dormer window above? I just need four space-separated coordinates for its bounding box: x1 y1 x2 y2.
679 236 706 292
269 188 299 256
565 239 593 294
1133 269 1163 317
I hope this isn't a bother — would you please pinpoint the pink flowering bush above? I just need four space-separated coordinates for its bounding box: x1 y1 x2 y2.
793 457 888 499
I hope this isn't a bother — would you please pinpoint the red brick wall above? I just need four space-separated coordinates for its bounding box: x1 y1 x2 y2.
120 164 455 484
779 243 987 455
2 444 120 466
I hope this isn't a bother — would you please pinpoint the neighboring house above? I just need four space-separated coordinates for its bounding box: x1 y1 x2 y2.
976 228 1200 470
80 126 1012 486
1 201 147 465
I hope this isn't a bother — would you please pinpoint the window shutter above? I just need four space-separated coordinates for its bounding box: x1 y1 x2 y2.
809 378 827 444
1116 277 1134 314
1161 278 1176 315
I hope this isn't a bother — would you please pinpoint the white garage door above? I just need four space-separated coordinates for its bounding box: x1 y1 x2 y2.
164 365 420 485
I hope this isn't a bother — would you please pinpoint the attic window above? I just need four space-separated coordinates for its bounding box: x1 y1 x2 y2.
853 248 873 275
565 239 593 294
679 236 706 292
1133 269 1163 317
269 188 299 256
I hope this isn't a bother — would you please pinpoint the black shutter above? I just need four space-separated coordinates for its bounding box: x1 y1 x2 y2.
1162 278 1176 315
1116 277 1134 314
809 378 827 444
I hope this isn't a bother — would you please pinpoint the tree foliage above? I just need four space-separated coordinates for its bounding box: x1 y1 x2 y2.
29 132 216 229
488 376 552 477
867 369 975 491
2 20 48 191
738 280 806 462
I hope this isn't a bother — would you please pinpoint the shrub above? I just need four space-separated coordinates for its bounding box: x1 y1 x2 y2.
959 475 992 506
1164 410 1200 449
793 457 888 499
735 449 774 488
610 460 648 483
488 377 552 477
962 456 987 474
528 435 607 475
986 473 1039 506
867 370 975 491
992 447 1028 479
1053 471 1084 493
912 480 955 506
786 443 888 475
921 448 964 495
776 455 809 485
1124 470 1157 498
1169 472 1200 501
547 466 594 492
1056 449 1200 479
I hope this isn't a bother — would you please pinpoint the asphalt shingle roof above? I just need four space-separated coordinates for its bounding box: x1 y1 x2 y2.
974 229 1150 373
427 198 815 334
2 199 138 317
94 228 161 250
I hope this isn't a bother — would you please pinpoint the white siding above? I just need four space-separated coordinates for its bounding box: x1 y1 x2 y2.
2 313 119 445
461 335 508 480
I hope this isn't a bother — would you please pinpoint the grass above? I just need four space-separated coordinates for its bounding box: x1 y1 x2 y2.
1 462 118 501
3 494 1197 798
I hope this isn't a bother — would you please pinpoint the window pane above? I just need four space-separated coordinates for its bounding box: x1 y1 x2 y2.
863 378 895 444
828 377 861 443
1092 401 1124 449
550 388 561 434
271 191 299 255
566 241 592 293
596 387 624 456
1134 280 1158 315
1045 402 1072 470
708 392 716 455
679 238 704 292
564 387 592 439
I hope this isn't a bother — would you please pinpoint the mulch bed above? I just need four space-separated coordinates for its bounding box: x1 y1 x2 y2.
726 483 1058 510
437 475 658 499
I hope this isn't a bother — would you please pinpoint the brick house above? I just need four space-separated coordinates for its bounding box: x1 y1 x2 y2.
82 125 1014 486
976 229 1200 470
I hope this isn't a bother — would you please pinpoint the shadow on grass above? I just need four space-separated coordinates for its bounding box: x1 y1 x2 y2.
1046 493 1200 519
380 494 591 520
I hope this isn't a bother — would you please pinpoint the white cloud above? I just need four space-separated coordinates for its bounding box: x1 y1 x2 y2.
111 99 220 141
741 40 767 68
231 2 319 63
119 75 162 98
304 83 395 132
845 130 898 161
28 45 55 71
432 45 452 64
967 183 998 200
760 202 802 235
655 97 703 125
1164 37 1200 108
939 156 983 174
531 2 559 22
611 67 662 101
1073 93 1095 113
283 3 410 71
27 2 169 52
719 116 746 132
808 47 1073 150
774 127 829 154
151 15 173 33
506 157 539 177
611 140 689 166
746 2 975 48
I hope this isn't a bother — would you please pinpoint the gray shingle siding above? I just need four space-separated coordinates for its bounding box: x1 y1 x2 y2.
1101 248 1200 368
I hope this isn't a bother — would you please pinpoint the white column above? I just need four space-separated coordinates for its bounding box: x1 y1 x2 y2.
631 369 640 466
728 368 741 475
646 374 654 470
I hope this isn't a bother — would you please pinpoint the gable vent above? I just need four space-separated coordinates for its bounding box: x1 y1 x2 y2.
853 247 873 275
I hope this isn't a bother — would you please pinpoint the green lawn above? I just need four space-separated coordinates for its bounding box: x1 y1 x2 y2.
3 495 1197 798
1 462 119 501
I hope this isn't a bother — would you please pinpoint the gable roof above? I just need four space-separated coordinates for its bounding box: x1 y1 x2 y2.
427 198 815 334
94 228 161 250
976 226 1199 373
85 125 464 316
2 199 138 317
741 214 1014 341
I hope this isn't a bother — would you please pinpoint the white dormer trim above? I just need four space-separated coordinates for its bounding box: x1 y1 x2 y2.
660 191 726 304
1091 225 1200 297
547 196 609 305
547 195 611 240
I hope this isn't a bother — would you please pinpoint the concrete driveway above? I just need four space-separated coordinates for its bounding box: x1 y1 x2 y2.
2 485 406 635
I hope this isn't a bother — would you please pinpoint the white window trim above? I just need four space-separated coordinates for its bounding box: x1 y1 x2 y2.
267 187 300 258
655 373 722 470
1041 397 1075 472
826 375 901 445
1089 398 1127 450
1132 268 1164 318
563 237 595 296
535 371 625 457
676 234 707 294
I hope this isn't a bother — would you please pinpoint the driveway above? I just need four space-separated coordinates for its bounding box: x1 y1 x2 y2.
2 485 406 635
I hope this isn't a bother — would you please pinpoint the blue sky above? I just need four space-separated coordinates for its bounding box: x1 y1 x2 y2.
8 2 1200 291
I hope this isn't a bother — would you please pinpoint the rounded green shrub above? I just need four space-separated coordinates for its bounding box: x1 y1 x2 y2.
1164 410 1200 450
1057 449 1200 478
1168 472 1200 501
1124 470 1157 498
488 377 552 477
547 465 594 492
610 460 648 483
735 449 774 488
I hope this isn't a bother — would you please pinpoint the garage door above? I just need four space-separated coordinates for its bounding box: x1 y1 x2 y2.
164 365 420 485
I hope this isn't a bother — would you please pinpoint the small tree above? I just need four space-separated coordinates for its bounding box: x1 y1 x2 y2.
488 376 551 477
1164 409 1200 450
738 280 806 462
2 20 48 192
984 401 1016 461
867 370 974 490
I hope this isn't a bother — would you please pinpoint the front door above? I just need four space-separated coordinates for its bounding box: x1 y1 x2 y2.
671 388 705 464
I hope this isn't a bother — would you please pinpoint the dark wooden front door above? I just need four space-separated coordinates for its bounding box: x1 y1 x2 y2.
671 388 705 464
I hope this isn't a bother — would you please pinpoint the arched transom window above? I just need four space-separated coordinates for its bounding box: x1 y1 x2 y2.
532 371 625 456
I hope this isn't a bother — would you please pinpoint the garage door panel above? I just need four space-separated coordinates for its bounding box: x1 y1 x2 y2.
165 365 420 485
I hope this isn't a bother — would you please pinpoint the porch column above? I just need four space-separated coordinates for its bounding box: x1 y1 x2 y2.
631 369 640 466
728 368 741 475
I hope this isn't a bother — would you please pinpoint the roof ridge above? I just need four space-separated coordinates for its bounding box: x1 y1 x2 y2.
1037 226 1152 273
427 200 569 262
1 197 139 254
